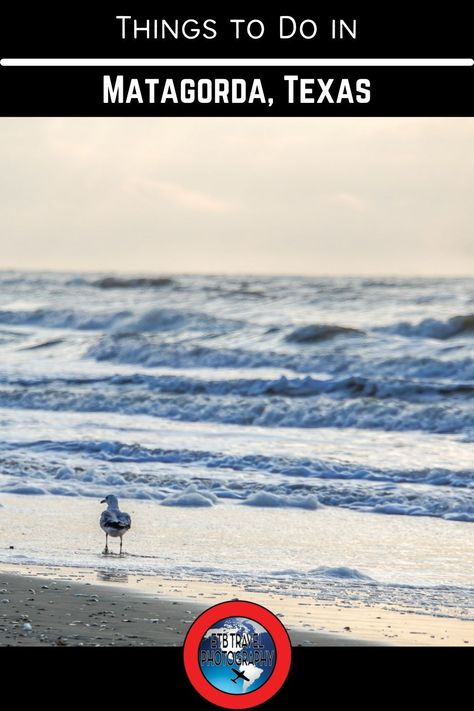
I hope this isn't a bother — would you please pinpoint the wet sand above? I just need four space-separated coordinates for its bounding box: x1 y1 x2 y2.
1 564 471 646
0 493 472 648
0 569 369 647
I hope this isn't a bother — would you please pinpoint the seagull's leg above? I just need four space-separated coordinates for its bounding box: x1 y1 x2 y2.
120 536 123 556
104 533 109 555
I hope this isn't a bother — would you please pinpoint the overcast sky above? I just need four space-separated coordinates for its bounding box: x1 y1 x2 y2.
1 118 473 275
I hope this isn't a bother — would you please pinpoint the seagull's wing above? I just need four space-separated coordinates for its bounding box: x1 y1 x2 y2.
118 511 132 529
101 510 131 530
100 510 116 527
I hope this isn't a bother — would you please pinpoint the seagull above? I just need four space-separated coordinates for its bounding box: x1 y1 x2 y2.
100 495 131 555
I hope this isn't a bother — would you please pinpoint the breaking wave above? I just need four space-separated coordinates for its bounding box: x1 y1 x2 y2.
1 440 473 521
380 313 474 340
0 367 473 433
285 323 364 343
86 334 474 383
0 306 241 335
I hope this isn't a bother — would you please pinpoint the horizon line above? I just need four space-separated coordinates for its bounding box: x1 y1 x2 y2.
0 267 472 280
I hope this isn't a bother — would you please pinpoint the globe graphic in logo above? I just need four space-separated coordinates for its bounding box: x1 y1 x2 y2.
199 616 276 695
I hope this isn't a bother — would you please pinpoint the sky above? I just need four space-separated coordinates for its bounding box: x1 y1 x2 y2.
1 117 473 275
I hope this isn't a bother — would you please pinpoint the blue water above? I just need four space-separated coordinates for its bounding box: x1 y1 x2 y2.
0 271 472 525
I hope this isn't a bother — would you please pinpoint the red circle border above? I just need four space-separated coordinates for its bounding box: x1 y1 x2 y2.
183 600 292 709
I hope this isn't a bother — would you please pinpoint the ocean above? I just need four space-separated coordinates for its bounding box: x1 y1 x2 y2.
0 272 472 619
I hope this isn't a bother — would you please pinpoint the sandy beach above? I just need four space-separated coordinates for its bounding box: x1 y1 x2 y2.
0 563 472 647
0 567 365 647
0 492 473 647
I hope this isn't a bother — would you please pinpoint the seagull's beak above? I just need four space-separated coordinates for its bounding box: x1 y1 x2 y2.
100 499 106 504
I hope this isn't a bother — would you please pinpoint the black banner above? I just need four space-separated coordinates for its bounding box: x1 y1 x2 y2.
0 646 469 706
0 4 473 116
